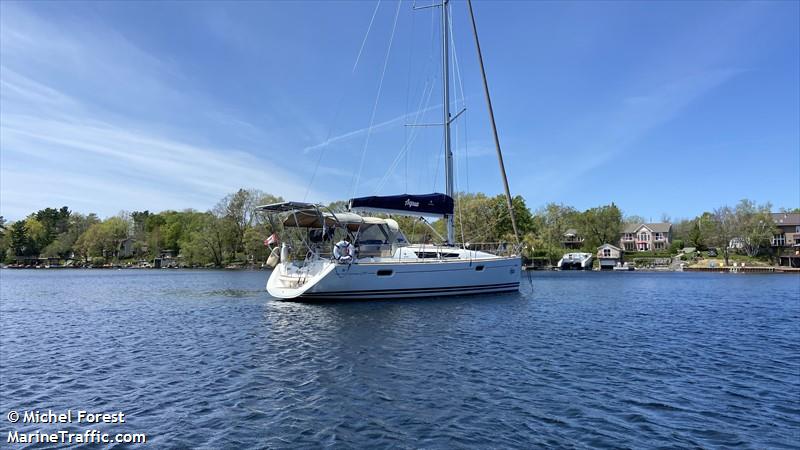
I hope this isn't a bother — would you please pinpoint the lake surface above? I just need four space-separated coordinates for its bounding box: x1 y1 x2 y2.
1 270 798 449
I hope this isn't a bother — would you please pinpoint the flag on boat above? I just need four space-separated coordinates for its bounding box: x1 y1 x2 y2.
264 233 279 246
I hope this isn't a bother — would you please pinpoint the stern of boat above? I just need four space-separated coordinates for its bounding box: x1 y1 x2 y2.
267 260 336 299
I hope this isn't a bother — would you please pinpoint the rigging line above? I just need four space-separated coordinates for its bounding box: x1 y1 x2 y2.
374 75 438 193
448 5 467 109
447 11 466 247
443 7 464 247
410 2 437 192
304 92 345 202
387 6 437 195
306 0 382 201
374 18 440 196
431 132 443 192
448 9 470 194
403 3 416 194
415 5 439 194
464 209 511 243
351 0 403 199
406 8 438 194
454 111 467 248
464 108 470 193
352 0 383 73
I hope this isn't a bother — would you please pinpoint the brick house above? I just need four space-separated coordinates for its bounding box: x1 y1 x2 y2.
771 212 800 252
620 223 672 252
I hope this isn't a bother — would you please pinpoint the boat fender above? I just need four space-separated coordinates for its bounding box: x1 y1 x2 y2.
265 247 280 269
280 243 291 263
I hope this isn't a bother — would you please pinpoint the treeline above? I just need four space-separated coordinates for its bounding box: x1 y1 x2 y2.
0 188 792 267
521 198 787 265
443 195 652 263
0 189 282 267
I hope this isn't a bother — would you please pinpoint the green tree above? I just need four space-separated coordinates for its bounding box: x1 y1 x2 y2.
533 203 579 264
144 214 167 257
181 214 225 266
10 221 31 258
687 221 702 249
213 189 280 259
34 206 71 245
74 217 129 262
577 203 622 251
685 213 715 250
19 217 49 256
711 206 736 265
41 236 73 258
492 195 535 242
735 199 775 257
53 213 100 261
243 225 271 263
75 223 103 261
669 239 685 254
452 193 498 243
672 218 694 245
103 217 130 258
0 216 8 262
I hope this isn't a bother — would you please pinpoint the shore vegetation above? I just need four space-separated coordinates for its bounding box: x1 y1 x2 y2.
0 190 792 268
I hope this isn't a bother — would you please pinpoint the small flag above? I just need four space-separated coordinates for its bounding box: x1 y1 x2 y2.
264 233 279 246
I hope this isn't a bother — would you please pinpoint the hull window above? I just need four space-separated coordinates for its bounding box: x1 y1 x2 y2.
376 270 394 277
415 251 439 259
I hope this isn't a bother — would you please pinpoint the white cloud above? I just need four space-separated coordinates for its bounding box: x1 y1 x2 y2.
0 5 322 219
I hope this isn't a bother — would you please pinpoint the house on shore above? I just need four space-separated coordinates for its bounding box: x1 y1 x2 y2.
118 238 135 258
620 223 672 252
772 213 800 267
562 229 584 249
597 244 623 270
772 212 800 250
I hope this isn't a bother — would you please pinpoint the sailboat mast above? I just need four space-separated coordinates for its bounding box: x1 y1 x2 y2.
467 0 520 246
441 0 455 245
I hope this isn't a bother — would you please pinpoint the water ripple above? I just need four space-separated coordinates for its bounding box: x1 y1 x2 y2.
1 270 798 448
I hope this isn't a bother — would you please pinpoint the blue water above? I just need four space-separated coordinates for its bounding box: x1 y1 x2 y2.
1 270 798 448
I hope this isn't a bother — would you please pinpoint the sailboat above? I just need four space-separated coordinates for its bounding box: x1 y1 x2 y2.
258 0 522 300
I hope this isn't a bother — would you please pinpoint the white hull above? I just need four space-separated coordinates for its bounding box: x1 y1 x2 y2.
557 252 594 270
268 255 521 300
259 3 523 302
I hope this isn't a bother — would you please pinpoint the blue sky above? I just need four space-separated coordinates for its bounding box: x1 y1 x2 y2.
1 0 798 221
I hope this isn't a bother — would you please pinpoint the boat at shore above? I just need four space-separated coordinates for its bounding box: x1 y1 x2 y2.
613 262 635 271
258 0 522 300
556 252 593 270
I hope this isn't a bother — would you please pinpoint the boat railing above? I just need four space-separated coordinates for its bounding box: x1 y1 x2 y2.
284 240 520 267
457 242 519 257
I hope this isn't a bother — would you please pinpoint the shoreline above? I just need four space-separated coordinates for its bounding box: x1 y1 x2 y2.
3 265 797 274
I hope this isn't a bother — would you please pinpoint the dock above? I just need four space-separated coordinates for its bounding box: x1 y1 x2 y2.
683 266 798 274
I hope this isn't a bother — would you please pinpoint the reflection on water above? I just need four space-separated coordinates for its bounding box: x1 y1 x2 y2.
1 269 798 448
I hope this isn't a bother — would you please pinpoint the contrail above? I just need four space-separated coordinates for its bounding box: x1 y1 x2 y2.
302 103 441 154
